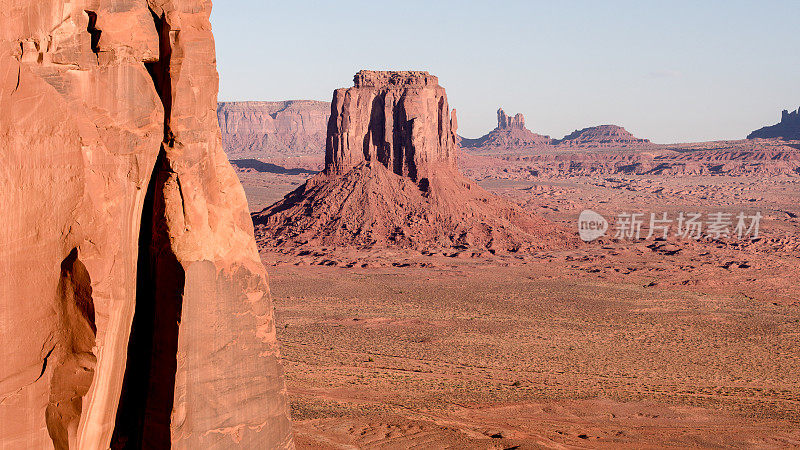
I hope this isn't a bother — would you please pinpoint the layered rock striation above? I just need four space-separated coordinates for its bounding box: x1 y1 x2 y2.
748 107 800 140
0 1 292 448
254 71 576 252
218 100 330 161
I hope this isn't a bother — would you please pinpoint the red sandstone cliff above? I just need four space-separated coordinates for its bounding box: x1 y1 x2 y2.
325 70 459 181
0 1 292 448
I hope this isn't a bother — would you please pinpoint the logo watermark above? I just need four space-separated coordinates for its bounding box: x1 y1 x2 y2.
578 210 609 242
578 210 761 243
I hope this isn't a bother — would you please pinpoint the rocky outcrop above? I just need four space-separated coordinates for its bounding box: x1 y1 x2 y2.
498 108 526 130
557 125 650 147
325 70 459 181
748 107 800 140
218 100 330 165
254 71 576 253
461 108 554 150
0 1 292 448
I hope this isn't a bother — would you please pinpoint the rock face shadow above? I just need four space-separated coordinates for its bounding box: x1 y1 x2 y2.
46 249 97 450
231 158 317 175
111 150 185 449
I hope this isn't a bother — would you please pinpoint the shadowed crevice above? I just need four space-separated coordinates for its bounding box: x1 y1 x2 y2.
111 8 184 449
111 150 185 449
144 9 173 145
85 11 101 54
46 249 97 450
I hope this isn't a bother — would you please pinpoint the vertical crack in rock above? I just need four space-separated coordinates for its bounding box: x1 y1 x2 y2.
111 10 184 449
144 9 173 144
37 346 55 382
85 11 101 55
111 152 185 449
392 101 405 176
13 66 20 93
364 95 385 163
46 249 97 450
404 118 418 182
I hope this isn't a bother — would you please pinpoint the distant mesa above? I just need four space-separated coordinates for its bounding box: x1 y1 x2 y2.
253 71 576 253
217 100 330 160
461 108 554 149
747 106 800 140
557 124 650 148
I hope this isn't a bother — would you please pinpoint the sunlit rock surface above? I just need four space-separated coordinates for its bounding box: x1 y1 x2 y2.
0 1 292 448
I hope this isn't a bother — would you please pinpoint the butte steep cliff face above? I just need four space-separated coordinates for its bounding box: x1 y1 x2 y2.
460 108 554 150
748 107 800 140
253 71 575 253
0 1 292 448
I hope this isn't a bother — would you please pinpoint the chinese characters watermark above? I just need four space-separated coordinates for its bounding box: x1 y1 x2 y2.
578 210 761 243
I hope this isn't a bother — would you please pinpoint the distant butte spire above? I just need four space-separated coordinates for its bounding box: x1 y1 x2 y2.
497 108 526 130
748 105 800 140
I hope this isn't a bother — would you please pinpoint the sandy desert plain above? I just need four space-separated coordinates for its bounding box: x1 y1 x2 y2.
228 133 800 448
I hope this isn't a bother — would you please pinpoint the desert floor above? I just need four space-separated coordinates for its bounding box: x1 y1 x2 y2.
241 167 800 448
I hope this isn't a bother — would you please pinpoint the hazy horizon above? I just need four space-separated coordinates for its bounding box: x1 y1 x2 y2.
211 1 800 144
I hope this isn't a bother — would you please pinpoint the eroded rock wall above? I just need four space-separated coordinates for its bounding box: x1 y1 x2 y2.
325 70 459 185
497 108 525 130
0 1 292 448
217 100 330 159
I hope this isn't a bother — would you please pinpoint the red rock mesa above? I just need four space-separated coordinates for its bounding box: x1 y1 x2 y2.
557 124 651 148
253 71 576 252
0 1 292 448
218 100 330 162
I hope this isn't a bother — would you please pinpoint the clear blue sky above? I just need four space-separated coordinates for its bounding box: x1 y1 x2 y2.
211 1 800 143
